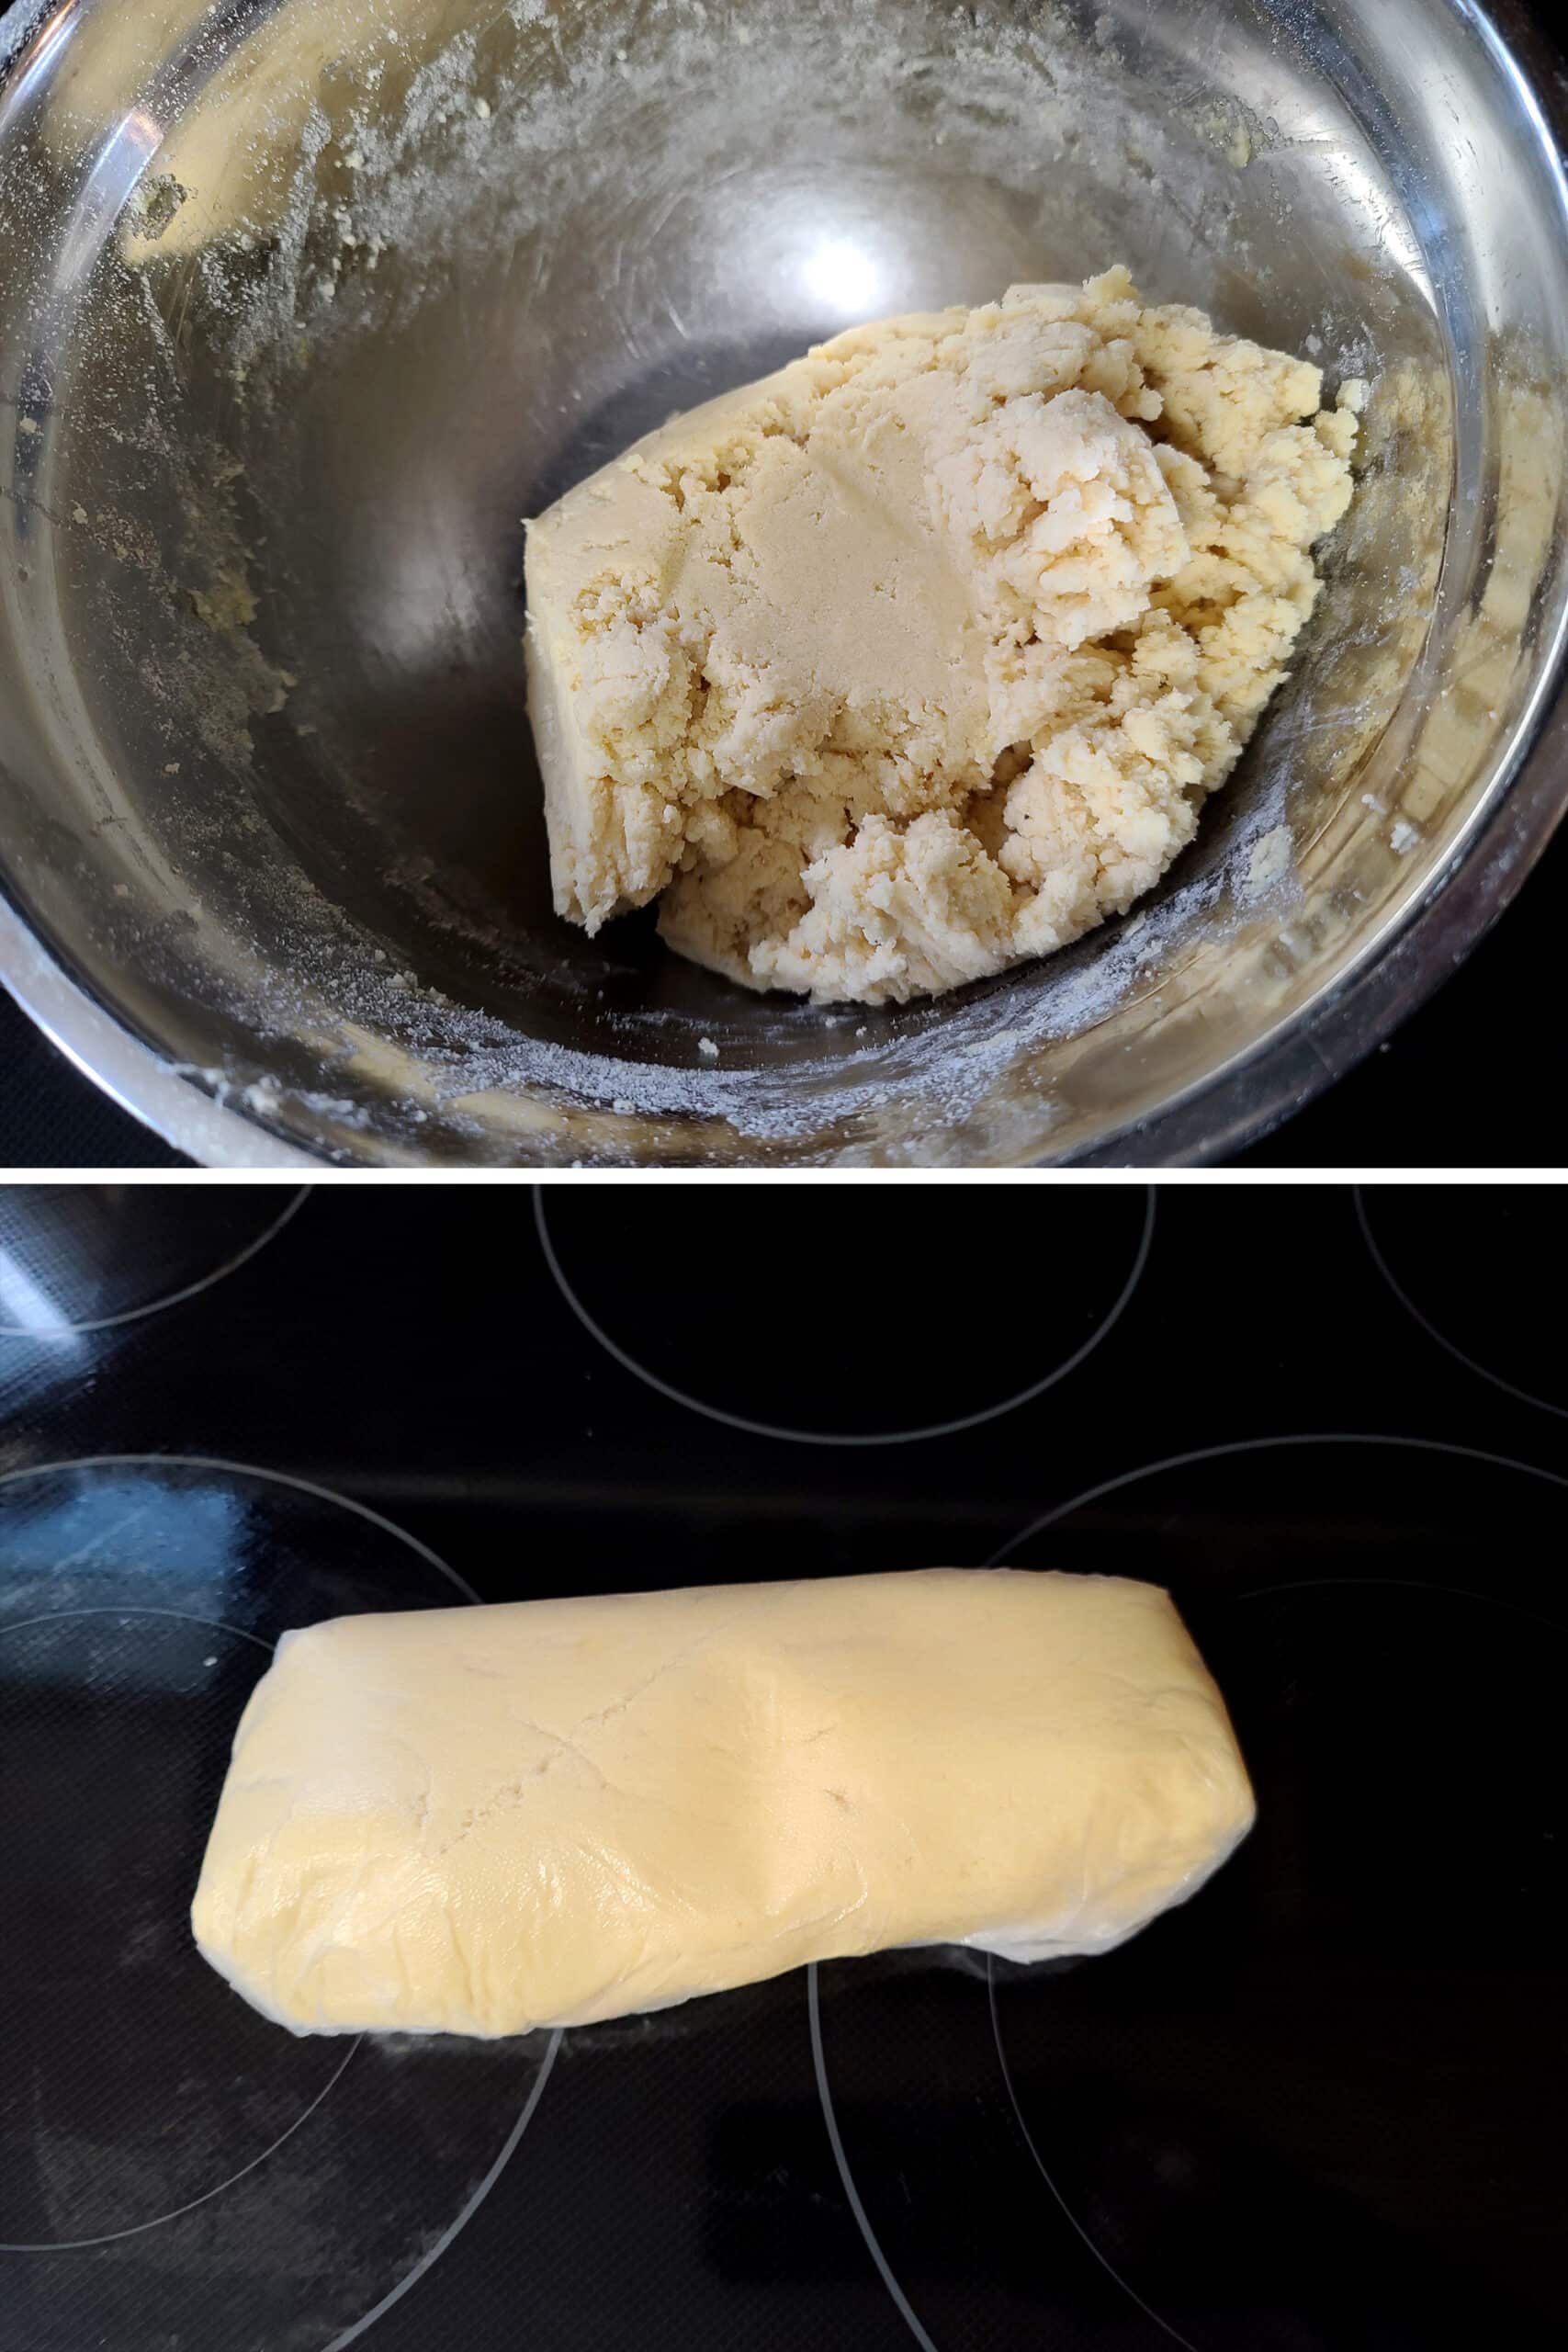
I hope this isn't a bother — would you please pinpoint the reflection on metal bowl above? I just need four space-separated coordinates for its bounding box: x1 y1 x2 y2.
1 0 1565 1165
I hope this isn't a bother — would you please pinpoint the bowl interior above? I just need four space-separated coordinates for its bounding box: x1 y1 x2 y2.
2 0 1563 1162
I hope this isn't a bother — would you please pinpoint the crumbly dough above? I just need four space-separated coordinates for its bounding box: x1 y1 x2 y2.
191 1568 1254 2038
525 269 1360 1004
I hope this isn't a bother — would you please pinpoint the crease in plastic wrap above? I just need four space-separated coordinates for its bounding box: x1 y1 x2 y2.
192 1567 1255 2037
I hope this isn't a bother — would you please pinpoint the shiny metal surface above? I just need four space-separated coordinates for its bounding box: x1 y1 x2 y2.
2 0 1565 1167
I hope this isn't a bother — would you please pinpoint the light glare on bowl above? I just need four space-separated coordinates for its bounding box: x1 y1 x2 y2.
801 237 883 317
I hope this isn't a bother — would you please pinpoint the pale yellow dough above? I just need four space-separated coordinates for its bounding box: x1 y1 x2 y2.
525 269 1360 1004
191 1568 1254 2038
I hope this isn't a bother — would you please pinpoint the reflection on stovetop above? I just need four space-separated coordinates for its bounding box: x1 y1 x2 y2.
1 1184 1563 2352
0 1187 308 1340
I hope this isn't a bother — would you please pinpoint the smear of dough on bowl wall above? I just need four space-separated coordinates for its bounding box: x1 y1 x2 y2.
42 0 479 255
525 271 1365 1007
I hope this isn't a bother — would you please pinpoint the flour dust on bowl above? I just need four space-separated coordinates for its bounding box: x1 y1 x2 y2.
1 0 1565 1166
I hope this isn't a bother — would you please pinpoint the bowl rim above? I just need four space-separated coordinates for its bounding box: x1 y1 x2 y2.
2 0 1566 1170
6 666 1564 1170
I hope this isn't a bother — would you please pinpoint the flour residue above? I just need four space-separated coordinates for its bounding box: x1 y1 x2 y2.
32 0 1427 1160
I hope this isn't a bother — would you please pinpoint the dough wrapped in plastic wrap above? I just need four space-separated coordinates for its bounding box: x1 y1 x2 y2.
192 1568 1254 2036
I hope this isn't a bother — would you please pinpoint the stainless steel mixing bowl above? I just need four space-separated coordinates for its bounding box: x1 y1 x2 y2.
2 0 1565 1167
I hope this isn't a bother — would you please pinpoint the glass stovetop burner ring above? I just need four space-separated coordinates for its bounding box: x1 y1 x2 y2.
807 1436 1568 2352
536 1186 1156 1444
0 1456 559 2352
1357 1186 1568 1420
0 1187 310 1337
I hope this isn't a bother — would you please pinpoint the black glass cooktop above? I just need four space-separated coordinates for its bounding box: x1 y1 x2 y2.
2 1182 1564 2351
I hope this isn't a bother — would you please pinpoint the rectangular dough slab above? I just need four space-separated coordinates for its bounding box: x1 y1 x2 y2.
192 1569 1254 2037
